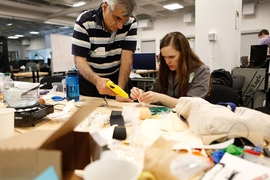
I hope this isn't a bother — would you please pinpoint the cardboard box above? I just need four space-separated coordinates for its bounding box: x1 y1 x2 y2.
0 104 102 180
232 67 267 108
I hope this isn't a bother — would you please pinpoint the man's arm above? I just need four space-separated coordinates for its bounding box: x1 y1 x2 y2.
74 56 100 85
74 55 115 96
118 49 133 89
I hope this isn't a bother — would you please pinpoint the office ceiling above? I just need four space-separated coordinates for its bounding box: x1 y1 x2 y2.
0 0 268 39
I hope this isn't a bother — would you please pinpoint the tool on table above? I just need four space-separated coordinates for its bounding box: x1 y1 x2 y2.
52 96 65 101
106 80 128 98
21 82 47 97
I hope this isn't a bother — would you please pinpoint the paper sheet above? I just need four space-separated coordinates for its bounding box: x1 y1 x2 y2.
172 138 235 150
219 153 270 179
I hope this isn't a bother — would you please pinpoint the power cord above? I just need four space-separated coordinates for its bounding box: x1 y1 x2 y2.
53 102 81 111
226 122 250 147
100 95 108 107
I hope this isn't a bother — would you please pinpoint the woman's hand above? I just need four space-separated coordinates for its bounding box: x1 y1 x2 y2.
130 87 144 100
138 91 159 104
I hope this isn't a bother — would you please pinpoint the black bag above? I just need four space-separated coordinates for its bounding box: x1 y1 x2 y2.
211 68 233 87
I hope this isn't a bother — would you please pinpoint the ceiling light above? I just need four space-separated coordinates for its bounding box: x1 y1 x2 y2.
73 1 86 7
8 36 19 39
163 3 183 10
15 35 24 37
30 31 39 34
6 23 12 26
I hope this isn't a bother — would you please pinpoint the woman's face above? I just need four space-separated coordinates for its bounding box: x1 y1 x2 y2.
161 45 180 72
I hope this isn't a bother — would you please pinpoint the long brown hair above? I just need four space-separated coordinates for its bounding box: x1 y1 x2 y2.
158 31 205 97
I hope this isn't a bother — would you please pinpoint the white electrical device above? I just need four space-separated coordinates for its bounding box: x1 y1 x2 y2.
208 32 217 41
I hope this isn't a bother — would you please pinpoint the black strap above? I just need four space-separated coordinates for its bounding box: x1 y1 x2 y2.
110 111 126 140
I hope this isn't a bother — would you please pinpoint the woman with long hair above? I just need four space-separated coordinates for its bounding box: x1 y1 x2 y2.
130 31 211 108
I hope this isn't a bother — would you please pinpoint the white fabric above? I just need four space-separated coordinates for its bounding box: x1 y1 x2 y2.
159 111 189 132
175 97 270 142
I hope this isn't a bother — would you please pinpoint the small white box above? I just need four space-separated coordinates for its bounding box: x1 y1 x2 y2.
21 39 31 46
243 3 255 15
183 13 194 23
138 19 152 28
208 32 217 41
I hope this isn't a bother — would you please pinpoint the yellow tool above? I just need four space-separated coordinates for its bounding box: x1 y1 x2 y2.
106 80 128 98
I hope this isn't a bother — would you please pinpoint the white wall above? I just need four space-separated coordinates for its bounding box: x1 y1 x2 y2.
8 37 46 59
241 2 270 32
137 16 195 54
195 0 242 71
136 1 270 70
7 40 21 53
22 37 46 59
240 2 270 56
7 1 270 68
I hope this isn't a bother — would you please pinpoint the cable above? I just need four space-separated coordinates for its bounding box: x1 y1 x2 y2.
53 103 66 106
54 102 80 108
14 129 23 134
255 58 270 68
100 95 108 107
226 122 250 146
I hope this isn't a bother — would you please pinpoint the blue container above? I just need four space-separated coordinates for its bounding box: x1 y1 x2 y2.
66 70 80 102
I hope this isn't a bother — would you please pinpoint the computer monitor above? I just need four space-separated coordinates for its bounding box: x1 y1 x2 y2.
132 53 156 70
250 45 268 68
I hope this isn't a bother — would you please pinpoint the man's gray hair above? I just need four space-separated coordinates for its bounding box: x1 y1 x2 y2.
104 0 137 16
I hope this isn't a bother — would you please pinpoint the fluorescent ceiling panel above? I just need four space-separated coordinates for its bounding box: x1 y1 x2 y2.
73 1 86 7
163 3 183 10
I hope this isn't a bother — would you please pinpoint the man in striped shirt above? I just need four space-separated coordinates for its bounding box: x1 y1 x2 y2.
72 0 137 101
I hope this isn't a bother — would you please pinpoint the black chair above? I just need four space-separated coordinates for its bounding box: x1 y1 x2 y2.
240 56 249 67
246 88 270 115
39 75 65 89
205 84 240 106
31 70 40 83
40 67 51 76
232 75 245 106
25 62 37 72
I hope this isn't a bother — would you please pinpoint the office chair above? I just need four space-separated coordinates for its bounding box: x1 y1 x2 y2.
25 62 37 72
246 88 270 115
39 75 65 89
205 84 240 106
40 67 51 76
31 70 40 83
232 75 245 106
240 56 248 68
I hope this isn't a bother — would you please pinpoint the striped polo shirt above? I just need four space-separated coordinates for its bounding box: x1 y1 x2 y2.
72 5 137 77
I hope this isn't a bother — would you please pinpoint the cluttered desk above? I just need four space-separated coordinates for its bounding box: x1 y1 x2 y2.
1 81 270 180
13 71 49 83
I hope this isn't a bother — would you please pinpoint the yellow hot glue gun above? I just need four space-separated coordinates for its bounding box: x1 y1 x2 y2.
106 80 129 98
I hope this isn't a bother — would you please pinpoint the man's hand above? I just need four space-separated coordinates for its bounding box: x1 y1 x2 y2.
116 95 133 102
95 78 116 96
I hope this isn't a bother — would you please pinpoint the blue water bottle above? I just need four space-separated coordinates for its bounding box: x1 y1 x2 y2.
66 70 80 101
